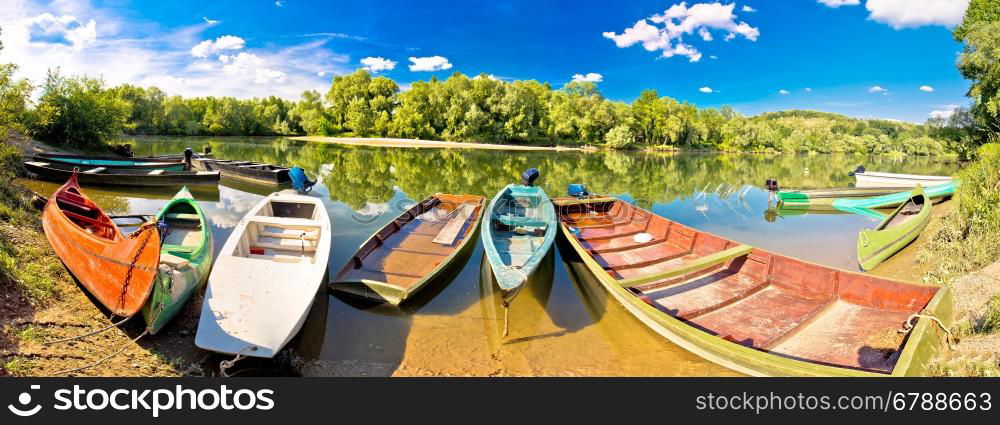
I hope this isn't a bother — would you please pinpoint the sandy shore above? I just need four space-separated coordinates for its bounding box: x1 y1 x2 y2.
290 136 597 152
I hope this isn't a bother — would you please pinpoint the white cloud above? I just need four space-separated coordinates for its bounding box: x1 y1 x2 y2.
317 71 327 77
602 2 758 62
275 1 284 7
868 85 887 93
865 0 969 29
408 56 452 71
699 86 713 93
191 35 245 57
203 16 218 25
742 5 757 12
919 85 934 92
255 68 287 84
23 12 97 50
572 72 603 83
929 104 959 119
360 57 397 72
778 89 790 95
817 0 860 7
805 87 813 92
709 55 718 59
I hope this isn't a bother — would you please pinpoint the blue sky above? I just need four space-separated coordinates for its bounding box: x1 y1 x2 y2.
0 0 972 122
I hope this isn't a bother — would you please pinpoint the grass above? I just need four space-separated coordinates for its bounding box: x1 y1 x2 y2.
2 357 29 375
929 357 1000 377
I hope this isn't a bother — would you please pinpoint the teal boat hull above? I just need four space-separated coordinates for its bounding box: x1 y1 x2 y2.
832 181 956 210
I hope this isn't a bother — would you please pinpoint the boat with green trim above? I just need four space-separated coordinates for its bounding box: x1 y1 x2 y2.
856 185 931 271
142 187 214 334
553 193 951 376
481 183 557 310
776 186 906 208
33 153 186 171
832 181 955 210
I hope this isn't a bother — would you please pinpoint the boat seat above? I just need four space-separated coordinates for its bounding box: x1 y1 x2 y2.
161 253 190 268
618 244 753 288
82 167 106 174
148 169 165 175
496 214 547 229
62 210 114 228
56 196 93 213
165 213 200 222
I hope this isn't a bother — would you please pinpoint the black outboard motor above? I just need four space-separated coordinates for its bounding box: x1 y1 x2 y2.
521 168 540 187
848 165 865 177
765 178 779 207
183 148 194 171
203 145 213 155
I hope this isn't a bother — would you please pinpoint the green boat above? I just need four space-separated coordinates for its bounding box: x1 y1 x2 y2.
832 181 956 210
141 187 214 334
777 186 905 207
857 185 931 271
33 153 187 171
481 184 557 309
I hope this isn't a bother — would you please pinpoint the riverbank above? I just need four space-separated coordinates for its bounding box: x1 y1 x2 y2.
291 136 598 152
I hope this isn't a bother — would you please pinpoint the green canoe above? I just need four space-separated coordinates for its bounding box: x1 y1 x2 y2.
833 181 956 210
857 185 931 271
481 184 557 307
777 186 906 207
141 186 214 334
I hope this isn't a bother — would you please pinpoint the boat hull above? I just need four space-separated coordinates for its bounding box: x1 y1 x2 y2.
554 196 950 376
192 159 291 186
25 161 220 187
33 153 186 171
857 186 931 271
854 171 953 188
42 174 161 316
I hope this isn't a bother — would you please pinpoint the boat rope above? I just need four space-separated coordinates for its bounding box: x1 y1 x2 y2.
502 304 510 338
42 315 132 346
898 311 956 350
53 329 149 376
219 347 257 377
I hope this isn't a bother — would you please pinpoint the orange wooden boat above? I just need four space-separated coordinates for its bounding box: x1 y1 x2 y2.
553 196 951 376
42 172 161 316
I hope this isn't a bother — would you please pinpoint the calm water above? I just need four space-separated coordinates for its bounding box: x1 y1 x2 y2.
20 136 960 376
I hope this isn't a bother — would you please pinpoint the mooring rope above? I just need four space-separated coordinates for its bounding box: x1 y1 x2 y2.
42 316 132 346
220 347 257 377
53 329 149 376
898 311 956 350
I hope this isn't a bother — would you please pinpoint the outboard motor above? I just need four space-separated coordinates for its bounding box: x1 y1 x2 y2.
765 178 779 206
290 167 316 194
521 168 540 187
203 145 213 155
848 165 865 177
183 148 194 171
567 184 589 198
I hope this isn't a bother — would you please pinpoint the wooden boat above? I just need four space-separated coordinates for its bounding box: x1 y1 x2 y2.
41 173 161 316
331 194 485 305
141 187 214 334
192 158 291 186
832 181 955 210
853 170 953 188
24 161 220 187
195 191 331 358
857 185 931 271
553 195 951 376
33 153 186 171
481 184 557 306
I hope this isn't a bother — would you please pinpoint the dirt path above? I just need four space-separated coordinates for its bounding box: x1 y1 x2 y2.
291 136 596 152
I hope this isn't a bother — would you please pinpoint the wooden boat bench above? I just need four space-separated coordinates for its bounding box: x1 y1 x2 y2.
82 167 107 174
618 244 753 288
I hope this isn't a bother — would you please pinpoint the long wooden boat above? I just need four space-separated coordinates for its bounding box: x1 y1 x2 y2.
42 173 161 316
481 184 557 306
141 187 214 334
832 181 955 210
778 182 955 209
24 161 220 187
854 171 953 188
195 191 331 358
33 153 186 171
553 195 951 376
857 185 931 271
192 158 291 186
331 194 485 305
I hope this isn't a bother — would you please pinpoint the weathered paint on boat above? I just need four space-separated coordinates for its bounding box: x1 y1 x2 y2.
192 158 291 186
331 194 485 305
854 171 953 188
832 181 956 210
24 161 220 187
33 153 186 171
141 187 214 334
857 185 931 271
553 195 951 376
481 184 557 304
42 172 161 316
777 186 908 207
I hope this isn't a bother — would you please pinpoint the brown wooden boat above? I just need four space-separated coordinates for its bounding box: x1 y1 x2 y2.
331 194 486 305
41 172 161 316
553 196 951 376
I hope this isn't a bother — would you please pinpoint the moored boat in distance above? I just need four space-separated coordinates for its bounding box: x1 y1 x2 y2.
192 158 291 186
481 170 557 315
41 173 161 316
776 186 908 208
195 191 331 358
851 167 953 188
553 193 951 376
142 187 214 334
331 194 486 305
24 161 220 187
33 153 186 171
857 185 931 271
832 181 956 210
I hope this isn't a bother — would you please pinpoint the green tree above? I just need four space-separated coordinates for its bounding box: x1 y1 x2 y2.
32 71 130 149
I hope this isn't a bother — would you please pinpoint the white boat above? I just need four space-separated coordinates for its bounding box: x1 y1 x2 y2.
853 171 953 188
195 191 331 358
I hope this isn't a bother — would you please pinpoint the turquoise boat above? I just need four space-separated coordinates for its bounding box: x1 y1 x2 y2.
34 153 186 171
141 187 214 334
481 184 557 308
831 181 956 210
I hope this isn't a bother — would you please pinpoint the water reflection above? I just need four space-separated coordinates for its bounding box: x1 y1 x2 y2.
28 135 956 376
